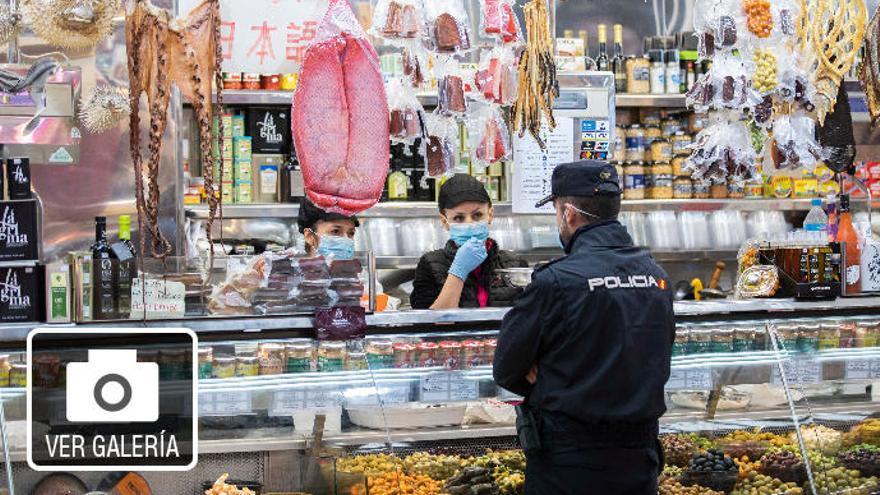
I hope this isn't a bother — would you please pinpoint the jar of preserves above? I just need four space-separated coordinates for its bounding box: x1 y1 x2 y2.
439 341 462 370
817 323 841 350
644 125 662 143
639 109 661 126
259 343 286 375
777 324 799 351
673 177 693 199
260 74 281 90
623 162 646 200
346 351 369 371
671 156 687 177
744 180 764 199
160 348 189 380
236 356 260 377
9 363 26 387
626 56 651 94
483 338 497 365
650 139 673 162
213 356 236 378
711 327 734 353
732 328 755 352
222 72 243 90
0 355 10 387
728 181 745 199
393 342 417 368
797 323 820 353
625 125 646 161
280 73 298 90
613 126 627 162
648 163 673 199
198 347 213 379
693 181 710 199
318 341 347 372
417 342 439 367
33 354 61 387
286 342 315 373
673 327 689 356
710 181 728 199
461 340 484 369
366 339 394 369
242 73 261 90
671 131 693 156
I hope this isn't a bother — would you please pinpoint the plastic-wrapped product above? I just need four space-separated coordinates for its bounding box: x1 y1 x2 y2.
371 0 422 40
761 113 828 176
424 113 459 177
387 78 426 144
468 104 510 170
473 46 518 106
685 118 759 184
743 0 773 39
422 0 472 53
687 52 758 111
402 47 426 87
694 0 741 58
437 59 468 115
752 48 777 94
480 0 521 44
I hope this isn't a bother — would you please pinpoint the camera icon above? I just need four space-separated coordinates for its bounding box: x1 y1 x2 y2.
66 349 159 423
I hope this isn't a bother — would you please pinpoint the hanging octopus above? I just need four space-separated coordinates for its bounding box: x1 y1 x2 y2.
125 0 224 259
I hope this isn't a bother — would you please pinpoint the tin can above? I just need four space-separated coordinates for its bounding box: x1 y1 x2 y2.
439 341 462 370
417 342 439 368
260 74 281 90
212 356 236 378
236 356 260 377
222 72 243 90
461 340 484 369
242 73 261 90
280 73 298 90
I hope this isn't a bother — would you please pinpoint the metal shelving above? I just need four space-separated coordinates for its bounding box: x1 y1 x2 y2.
186 198 866 220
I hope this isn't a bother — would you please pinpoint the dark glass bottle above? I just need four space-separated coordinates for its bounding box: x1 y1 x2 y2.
115 214 135 319
279 148 301 203
596 24 609 71
92 216 116 320
611 24 626 92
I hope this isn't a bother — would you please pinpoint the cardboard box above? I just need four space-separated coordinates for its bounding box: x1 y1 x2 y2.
234 136 253 162
235 160 253 182
221 181 234 204
6 157 31 199
213 138 233 161
0 263 44 323
231 115 246 137
46 262 71 323
0 199 39 262
246 108 291 154
235 181 253 204
793 178 818 198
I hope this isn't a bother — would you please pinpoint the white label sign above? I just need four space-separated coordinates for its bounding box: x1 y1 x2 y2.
178 0 330 74
511 117 575 214
666 368 713 391
130 278 186 319
270 388 343 416
846 359 880 380
200 391 252 416
420 371 479 403
772 358 823 385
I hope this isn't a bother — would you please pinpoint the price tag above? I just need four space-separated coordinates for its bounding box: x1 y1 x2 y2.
420 371 479 403
376 383 411 406
130 277 186 319
846 360 872 380
772 358 822 385
200 391 252 416
666 369 687 390
666 368 712 390
270 389 343 416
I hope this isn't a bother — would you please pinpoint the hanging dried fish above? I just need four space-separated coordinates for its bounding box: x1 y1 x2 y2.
860 5 880 125
511 0 557 150
0 4 22 46
79 85 129 133
798 0 866 124
23 0 119 50
126 0 224 259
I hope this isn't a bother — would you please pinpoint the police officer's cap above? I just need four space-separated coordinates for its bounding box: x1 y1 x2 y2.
438 174 492 212
534 160 621 208
297 198 360 233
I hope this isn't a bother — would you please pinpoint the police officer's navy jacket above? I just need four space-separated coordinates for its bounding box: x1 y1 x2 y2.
493 220 675 425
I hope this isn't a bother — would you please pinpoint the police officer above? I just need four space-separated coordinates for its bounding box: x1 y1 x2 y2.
493 160 675 495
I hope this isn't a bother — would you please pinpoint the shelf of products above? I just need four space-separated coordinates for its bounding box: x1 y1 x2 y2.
185 198 870 220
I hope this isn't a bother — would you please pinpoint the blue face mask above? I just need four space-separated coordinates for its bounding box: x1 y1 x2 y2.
317 235 355 260
449 222 490 246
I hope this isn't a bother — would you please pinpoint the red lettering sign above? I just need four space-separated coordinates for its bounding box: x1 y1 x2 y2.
247 21 277 65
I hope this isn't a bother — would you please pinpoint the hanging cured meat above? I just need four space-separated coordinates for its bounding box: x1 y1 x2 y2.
126 0 224 258
292 0 390 216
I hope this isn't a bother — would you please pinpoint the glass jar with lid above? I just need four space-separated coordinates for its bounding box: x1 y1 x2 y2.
318 341 347 372
212 355 236 378
417 342 440 367
10 362 26 387
33 353 62 387
647 163 673 199
623 162 646 200
439 341 462 370
625 125 647 161
236 356 260 377
393 342 416 368
613 126 627 162
650 139 673 162
346 351 369 371
661 118 683 137
286 341 315 373
817 323 841 350
710 327 734 353
732 328 755 352
860 321 879 348
689 327 712 354
797 323 820 353
693 181 710 199
639 109 662 126
483 339 497 365
673 176 693 199
776 324 799 351
198 347 213 379
462 340 484 368
626 56 651 94
671 131 693 156
644 125 662 144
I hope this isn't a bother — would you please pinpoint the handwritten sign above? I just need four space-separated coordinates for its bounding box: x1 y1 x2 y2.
178 0 330 74
200 391 252 416
666 368 713 391
269 388 344 416
420 371 479 403
511 117 575 214
845 359 880 380
130 278 186 319
771 358 823 385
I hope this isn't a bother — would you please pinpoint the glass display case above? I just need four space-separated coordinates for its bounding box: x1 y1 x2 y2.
2 299 880 493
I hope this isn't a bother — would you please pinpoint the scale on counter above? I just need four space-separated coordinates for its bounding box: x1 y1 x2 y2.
510 71 616 214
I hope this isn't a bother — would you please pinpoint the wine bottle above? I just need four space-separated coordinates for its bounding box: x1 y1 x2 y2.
92 216 116 320
611 24 626 92
596 24 609 71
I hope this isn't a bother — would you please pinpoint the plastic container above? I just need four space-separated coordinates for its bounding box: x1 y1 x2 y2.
804 198 828 234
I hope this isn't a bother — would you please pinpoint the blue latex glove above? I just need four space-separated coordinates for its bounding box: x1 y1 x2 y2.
448 238 488 281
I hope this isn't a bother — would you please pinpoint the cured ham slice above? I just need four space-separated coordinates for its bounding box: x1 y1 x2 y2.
292 0 390 215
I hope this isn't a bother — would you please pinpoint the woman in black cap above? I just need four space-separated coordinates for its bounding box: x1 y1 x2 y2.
411 174 526 309
297 198 360 259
